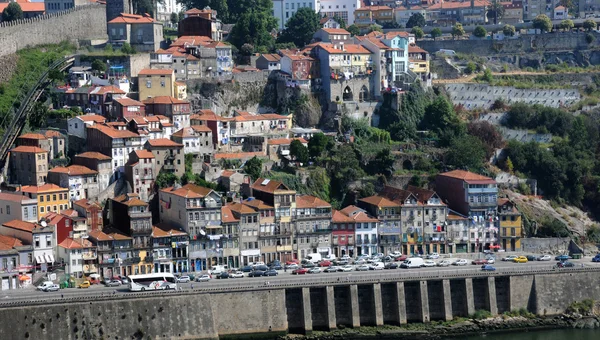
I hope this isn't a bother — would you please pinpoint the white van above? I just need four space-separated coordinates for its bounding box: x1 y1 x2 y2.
305 253 322 263
209 265 228 275
370 262 385 270
400 257 424 268
37 281 55 291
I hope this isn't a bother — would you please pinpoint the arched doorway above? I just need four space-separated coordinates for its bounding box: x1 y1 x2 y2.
403 159 413 170
359 85 369 102
343 86 353 101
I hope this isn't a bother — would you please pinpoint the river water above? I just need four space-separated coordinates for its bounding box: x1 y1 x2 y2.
460 329 599 340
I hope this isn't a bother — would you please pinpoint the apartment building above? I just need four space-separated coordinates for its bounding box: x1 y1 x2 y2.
320 0 362 25
272 0 320 30
339 206 378 256
228 202 262 265
0 192 38 226
72 152 113 193
47 165 100 202
143 96 192 129
88 228 134 279
86 124 143 174
331 209 355 258
294 195 333 259
9 146 48 186
145 138 185 176
497 199 522 252
57 238 97 278
151 224 189 273
18 184 69 218
358 195 401 255
138 69 176 100
124 150 156 201
171 125 214 155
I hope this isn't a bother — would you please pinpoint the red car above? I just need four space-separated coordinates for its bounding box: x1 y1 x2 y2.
286 259 299 265
472 259 487 265
292 268 308 275
318 260 332 267
395 255 407 261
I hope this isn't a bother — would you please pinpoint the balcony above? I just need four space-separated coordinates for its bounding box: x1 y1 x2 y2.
82 252 97 260
123 257 140 265
144 256 154 263
163 164 175 171
467 187 498 194
83 264 97 273
259 230 292 237
130 211 152 219
469 201 497 208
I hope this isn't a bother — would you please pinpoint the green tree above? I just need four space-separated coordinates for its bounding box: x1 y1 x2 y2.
132 0 155 16
104 44 114 53
559 19 574 31
170 12 179 26
244 156 263 181
368 24 383 33
308 133 329 159
586 33 596 44
533 14 553 32
411 26 424 40
406 13 426 28
333 15 346 29
290 139 309 164
178 0 230 22
482 68 493 82
91 59 107 73
467 121 504 158
473 25 487 38
486 1 504 24
120 42 136 54
446 135 486 171
229 9 277 50
503 24 516 37
155 172 179 189
347 24 360 36
431 27 442 40
452 23 465 39
583 19 597 31
278 7 321 48
506 156 514 174
465 62 477 74
2 2 23 22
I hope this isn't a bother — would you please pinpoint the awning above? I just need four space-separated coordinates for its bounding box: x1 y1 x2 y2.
36 255 45 264
45 254 55 263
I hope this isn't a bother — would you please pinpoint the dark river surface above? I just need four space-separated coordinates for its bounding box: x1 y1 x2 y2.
458 328 599 340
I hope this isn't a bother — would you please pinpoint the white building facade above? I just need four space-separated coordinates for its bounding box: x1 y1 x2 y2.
320 0 362 25
273 0 321 30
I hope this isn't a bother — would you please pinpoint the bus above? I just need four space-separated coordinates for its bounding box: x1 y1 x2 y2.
127 273 177 291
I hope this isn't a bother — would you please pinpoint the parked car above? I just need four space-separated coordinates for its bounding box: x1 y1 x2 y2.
389 251 402 257
254 265 269 271
105 280 122 287
369 262 385 270
230 271 244 278
395 255 408 262
324 266 341 273
354 258 367 265
269 264 283 270
401 257 425 268
384 262 398 269
195 274 211 282
252 261 266 268
292 268 308 275
557 261 575 268
285 263 299 270
513 256 528 263
318 260 332 267
302 261 316 268
472 259 488 265
481 265 496 271
340 265 354 272
452 259 468 266
382 256 394 262
537 255 552 261
307 267 322 274
285 259 299 265
37 281 55 291
120 277 130 284
240 265 254 272
177 275 191 283
502 255 518 261
218 272 230 279
423 260 436 267
427 253 440 259
592 254 600 262
248 270 265 277
78 281 91 289
356 264 370 271
437 260 451 267
485 257 496 264
555 255 570 261
44 284 60 292
264 269 278 276
526 255 537 261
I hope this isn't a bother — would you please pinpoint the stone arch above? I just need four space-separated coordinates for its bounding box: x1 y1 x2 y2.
359 85 369 102
403 159 413 170
343 86 353 101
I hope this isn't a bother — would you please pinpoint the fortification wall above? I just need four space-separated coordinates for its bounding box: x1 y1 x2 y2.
0 4 107 57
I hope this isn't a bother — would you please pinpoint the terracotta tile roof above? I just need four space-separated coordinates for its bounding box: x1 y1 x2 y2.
555 5 566 10
114 97 145 106
251 178 291 194
108 12 157 24
438 170 495 184
49 165 98 176
0 192 36 203
322 28 351 35
320 17 331 24
112 193 148 207
346 208 379 223
18 133 46 140
221 206 239 223
75 152 111 161
316 43 371 54
142 96 189 105
146 138 183 147
261 53 281 62
172 126 211 138
233 111 288 121
332 209 354 223
138 68 174 76
2 220 36 232
191 125 212 133
406 185 440 203
88 230 112 242
10 146 46 153
428 0 489 10
0 2 44 13
106 121 127 127
242 198 273 210
215 152 265 160
356 5 393 11
77 114 106 123
220 170 235 177
267 137 307 145
134 150 155 159
91 85 126 95
106 229 132 240
44 130 63 138
227 202 257 215
20 184 67 194
73 198 102 210
190 110 232 122
170 35 214 47
90 124 139 139
204 41 230 48
152 224 187 237
161 183 213 198
0 234 23 248
185 8 211 14
61 209 79 218
408 44 428 54
59 238 93 249
296 195 331 209
358 195 398 208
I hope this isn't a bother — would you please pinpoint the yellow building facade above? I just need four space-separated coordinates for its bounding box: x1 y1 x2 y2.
498 199 522 252
138 68 176 100
19 184 70 217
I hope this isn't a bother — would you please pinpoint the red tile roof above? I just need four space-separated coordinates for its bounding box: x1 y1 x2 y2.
428 0 489 9
114 97 145 106
2 220 36 232
316 43 370 54
75 152 111 161
408 44 428 54
77 114 106 123
142 96 189 105
146 138 183 147
267 138 307 145
90 124 139 139
161 183 214 198
49 165 98 176
112 193 148 207
88 230 113 242
251 178 291 194
73 198 102 210
138 68 174 76
261 53 281 62
18 133 46 140
0 234 23 248
59 238 93 249
215 152 265 160
134 150 155 159
19 184 67 194
0 2 44 13
191 109 232 122
152 224 187 237
221 206 239 223
0 192 36 203
296 195 331 209
358 195 398 207
44 130 63 138
10 146 46 153
332 209 354 223
438 170 495 184
227 202 257 215
108 12 157 24
322 28 351 35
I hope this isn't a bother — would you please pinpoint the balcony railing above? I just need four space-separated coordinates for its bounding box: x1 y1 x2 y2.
82 253 97 260
144 256 154 263
83 264 97 273
123 257 140 265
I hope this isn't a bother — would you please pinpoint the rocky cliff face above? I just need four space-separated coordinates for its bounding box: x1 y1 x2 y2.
0 54 18 85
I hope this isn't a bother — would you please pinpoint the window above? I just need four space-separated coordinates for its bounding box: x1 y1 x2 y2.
146 81 152 88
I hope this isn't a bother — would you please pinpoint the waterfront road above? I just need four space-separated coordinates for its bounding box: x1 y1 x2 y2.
2 257 600 305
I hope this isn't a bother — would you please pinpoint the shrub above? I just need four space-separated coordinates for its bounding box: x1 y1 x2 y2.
586 33 595 44
471 310 492 320
567 299 595 315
